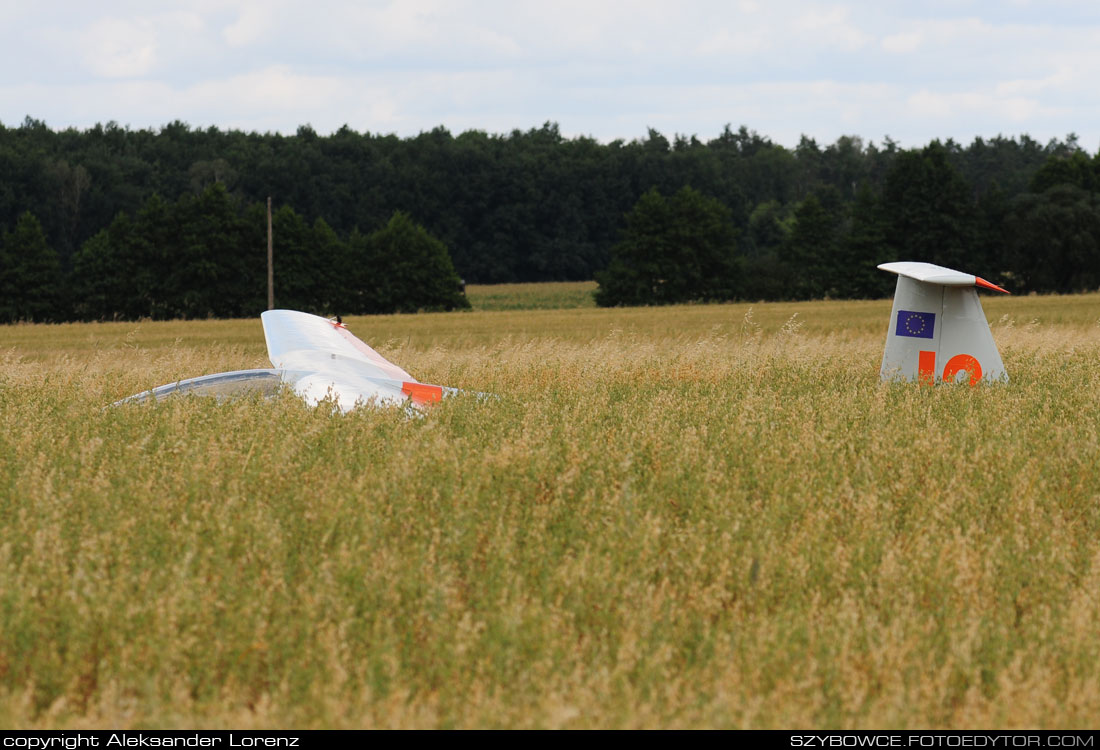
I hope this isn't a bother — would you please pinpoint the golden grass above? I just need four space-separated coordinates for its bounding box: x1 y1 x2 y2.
465 281 597 311
1 290 1099 728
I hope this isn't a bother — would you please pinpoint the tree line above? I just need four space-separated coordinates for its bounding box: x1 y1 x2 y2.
0 186 467 322
0 117 1098 320
596 143 1100 306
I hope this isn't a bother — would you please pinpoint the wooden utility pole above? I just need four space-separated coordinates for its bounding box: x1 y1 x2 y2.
266 196 274 310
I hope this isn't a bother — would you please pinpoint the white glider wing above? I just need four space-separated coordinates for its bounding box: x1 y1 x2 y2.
116 310 455 412
261 309 413 380
879 261 1008 385
261 310 451 411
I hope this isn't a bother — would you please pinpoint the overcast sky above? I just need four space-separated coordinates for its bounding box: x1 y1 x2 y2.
2 0 1098 150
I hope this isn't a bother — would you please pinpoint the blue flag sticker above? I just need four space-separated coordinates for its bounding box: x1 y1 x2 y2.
896 310 935 339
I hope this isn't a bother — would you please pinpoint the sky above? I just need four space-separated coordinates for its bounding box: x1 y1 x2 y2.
1 0 1098 150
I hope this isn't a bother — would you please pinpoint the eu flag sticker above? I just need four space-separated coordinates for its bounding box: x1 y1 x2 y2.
896 310 935 339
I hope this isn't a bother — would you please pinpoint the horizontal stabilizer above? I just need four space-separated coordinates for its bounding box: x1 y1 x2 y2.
878 261 1008 294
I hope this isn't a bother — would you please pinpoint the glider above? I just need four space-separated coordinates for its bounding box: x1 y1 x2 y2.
116 309 459 412
879 261 1009 385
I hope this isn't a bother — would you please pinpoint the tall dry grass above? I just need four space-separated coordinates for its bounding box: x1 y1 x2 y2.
1 292 1099 728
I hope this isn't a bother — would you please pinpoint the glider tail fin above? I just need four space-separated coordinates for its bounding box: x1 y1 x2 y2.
880 265 1007 385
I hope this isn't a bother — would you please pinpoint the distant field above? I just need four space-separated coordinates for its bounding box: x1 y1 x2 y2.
2 284 1100 728
465 280 597 311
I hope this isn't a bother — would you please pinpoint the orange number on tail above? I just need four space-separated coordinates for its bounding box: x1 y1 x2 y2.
941 354 983 386
917 351 983 387
918 350 936 386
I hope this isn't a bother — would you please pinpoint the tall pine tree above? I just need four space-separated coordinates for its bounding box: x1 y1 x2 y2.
595 186 739 306
0 212 61 322
880 142 977 271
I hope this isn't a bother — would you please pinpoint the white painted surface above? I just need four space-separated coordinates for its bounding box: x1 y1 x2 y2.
880 265 1007 384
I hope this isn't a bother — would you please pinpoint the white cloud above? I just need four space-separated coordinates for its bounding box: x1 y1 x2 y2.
83 18 158 77
794 5 870 50
222 3 272 47
191 67 348 112
1 1 1098 149
906 89 953 118
906 89 1045 123
881 31 922 53
696 28 770 57
995 67 1073 97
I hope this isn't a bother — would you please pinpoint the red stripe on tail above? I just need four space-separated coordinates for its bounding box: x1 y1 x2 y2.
975 277 1010 294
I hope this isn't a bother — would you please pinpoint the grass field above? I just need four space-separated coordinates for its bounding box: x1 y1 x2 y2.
465 280 597 311
2 287 1100 729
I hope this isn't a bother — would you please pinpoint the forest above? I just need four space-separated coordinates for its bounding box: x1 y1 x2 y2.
1 117 1098 320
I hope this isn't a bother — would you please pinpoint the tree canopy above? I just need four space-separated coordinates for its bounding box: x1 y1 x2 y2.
68 186 466 320
350 212 470 314
595 187 739 306
1 119 1099 318
0 212 61 322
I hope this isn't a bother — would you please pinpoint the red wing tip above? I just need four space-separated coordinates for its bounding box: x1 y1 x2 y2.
402 381 444 405
976 277 1010 294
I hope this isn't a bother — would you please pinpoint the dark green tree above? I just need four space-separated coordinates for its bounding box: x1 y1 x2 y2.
1030 151 1099 194
306 216 355 313
128 194 176 319
0 212 62 321
821 136 870 198
745 200 790 257
71 187 264 320
793 136 823 200
165 184 254 318
738 200 792 301
780 190 847 299
1004 185 1100 294
268 205 315 312
880 142 977 270
263 206 354 315
837 182 892 298
0 120 1095 316
595 186 739 306
69 218 130 320
974 180 1012 284
349 211 470 314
